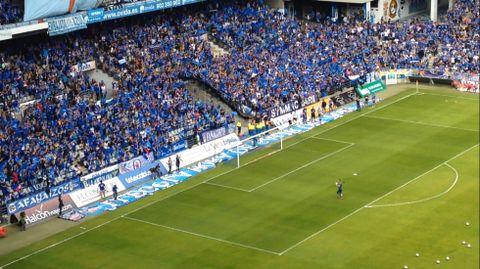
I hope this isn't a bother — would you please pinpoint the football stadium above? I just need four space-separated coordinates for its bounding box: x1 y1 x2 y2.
0 0 478 268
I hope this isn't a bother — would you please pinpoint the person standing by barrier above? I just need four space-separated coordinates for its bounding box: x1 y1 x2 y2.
248 120 255 136
98 180 106 199
255 120 262 135
112 184 118 200
167 157 173 174
58 195 64 217
175 154 182 172
236 121 242 136
19 212 26 231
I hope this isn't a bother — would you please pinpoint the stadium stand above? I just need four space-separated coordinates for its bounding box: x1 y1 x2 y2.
0 0 478 206
0 0 23 25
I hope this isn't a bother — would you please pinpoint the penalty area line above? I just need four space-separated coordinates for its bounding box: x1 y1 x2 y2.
364 115 479 132
247 143 355 192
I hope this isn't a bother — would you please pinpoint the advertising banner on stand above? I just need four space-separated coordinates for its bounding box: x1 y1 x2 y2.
159 133 240 171
119 152 154 174
356 80 386 97
385 71 398 85
267 95 318 118
7 179 83 214
71 60 97 73
118 161 160 189
200 125 235 143
80 164 119 188
271 109 303 129
47 13 87 36
332 89 357 107
15 195 75 226
69 177 125 208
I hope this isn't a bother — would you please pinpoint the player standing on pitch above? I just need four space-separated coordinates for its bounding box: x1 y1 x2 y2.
336 179 343 199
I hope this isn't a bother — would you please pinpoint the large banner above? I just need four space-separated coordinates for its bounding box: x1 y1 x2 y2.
7 179 82 214
119 152 154 174
267 94 318 118
16 195 75 226
385 71 398 85
332 89 357 107
69 177 125 208
71 60 96 73
118 161 160 189
200 125 235 144
356 80 386 97
47 13 87 36
80 164 119 188
159 133 240 171
158 140 188 159
271 109 303 129
86 0 204 24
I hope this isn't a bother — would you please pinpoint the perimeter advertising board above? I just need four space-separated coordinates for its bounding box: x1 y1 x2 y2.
16 195 75 226
69 177 125 207
356 80 386 97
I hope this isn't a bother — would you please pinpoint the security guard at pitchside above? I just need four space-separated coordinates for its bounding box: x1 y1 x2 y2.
236 121 242 136
255 120 263 134
248 121 255 136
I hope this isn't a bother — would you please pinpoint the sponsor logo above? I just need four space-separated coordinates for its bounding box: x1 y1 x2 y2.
17 196 75 225
69 177 125 207
8 180 81 214
119 153 154 174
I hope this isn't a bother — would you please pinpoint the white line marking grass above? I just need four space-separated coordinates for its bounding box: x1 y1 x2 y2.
366 163 459 208
0 91 419 267
364 115 479 132
121 216 282 255
418 91 479 100
308 136 355 145
203 182 250 192
279 143 478 255
247 143 354 192
205 137 355 192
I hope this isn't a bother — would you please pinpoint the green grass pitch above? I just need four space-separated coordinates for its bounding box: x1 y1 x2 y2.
1 87 478 269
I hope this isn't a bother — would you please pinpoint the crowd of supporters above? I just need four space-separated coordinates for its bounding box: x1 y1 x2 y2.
0 0 478 204
0 0 22 25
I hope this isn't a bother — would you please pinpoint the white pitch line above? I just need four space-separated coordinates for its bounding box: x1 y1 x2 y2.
248 144 355 192
279 143 478 255
308 136 355 145
418 92 479 100
121 216 281 256
0 91 419 267
204 182 250 192
364 115 479 132
284 91 418 150
367 163 459 208
207 137 355 193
